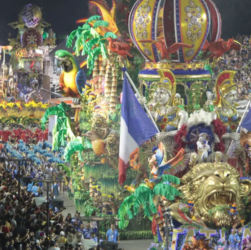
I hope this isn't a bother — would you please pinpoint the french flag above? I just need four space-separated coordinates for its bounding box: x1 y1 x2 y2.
119 73 158 186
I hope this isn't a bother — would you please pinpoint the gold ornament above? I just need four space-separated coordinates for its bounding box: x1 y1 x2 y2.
169 154 251 228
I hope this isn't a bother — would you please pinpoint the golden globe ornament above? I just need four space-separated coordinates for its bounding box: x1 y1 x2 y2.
129 0 222 63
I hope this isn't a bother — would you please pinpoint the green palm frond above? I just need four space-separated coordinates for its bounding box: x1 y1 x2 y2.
86 69 93 76
86 15 102 24
133 184 157 215
86 38 100 50
81 30 90 41
64 137 84 162
104 32 117 39
66 30 77 48
100 43 108 59
118 195 135 229
83 23 91 30
55 117 67 132
90 28 100 39
92 47 102 59
153 183 180 201
53 129 67 150
93 20 109 29
161 175 180 185
41 106 65 131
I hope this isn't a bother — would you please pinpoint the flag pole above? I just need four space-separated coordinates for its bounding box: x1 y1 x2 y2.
124 70 160 132
227 100 250 155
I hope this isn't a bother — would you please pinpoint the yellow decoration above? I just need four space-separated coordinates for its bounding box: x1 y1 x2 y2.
131 0 160 62
179 0 209 62
0 101 47 118
169 158 251 228
77 0 120 36
144 61 206 70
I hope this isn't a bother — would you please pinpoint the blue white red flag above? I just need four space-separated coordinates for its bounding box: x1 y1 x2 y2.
119 74 158 185
241 108 251 131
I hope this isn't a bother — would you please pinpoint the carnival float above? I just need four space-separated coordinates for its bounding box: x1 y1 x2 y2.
1 0 251 249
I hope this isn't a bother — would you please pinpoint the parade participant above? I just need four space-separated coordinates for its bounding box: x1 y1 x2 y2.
106 224 119 243
197 133 211 160
228 229 240 250
83 223 93 239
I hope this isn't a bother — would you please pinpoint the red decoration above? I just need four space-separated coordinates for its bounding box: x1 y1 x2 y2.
151 218 157 236
0 129 48 143
212 119 227 153
173 124 187 153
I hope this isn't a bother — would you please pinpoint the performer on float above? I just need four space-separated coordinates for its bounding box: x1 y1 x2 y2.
196 133 211 161
212 71 240 149
137 70 188 152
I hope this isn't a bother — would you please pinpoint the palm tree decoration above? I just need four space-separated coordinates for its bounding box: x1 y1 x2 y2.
41 102 75 151
66 15 117 76
118 175 180 233
41 103 93 162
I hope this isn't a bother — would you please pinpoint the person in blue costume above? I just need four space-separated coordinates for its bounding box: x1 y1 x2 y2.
106 224 119 243
228 229 240 250
83 223 93 239
137 70 188 155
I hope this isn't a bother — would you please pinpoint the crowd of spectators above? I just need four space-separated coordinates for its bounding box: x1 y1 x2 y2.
212 35 251 100
0 161 120 250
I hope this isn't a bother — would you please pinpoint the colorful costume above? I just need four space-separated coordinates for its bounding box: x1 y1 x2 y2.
216 109 238 132
157 107 181 132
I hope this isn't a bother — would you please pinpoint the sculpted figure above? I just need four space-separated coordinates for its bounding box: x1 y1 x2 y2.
169 153 251 228
138 70 188 153
212 71 240 145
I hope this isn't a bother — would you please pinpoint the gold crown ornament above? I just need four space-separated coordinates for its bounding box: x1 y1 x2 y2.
213 71 237 107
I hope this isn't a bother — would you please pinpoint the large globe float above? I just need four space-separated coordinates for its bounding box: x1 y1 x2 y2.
129 0 222 112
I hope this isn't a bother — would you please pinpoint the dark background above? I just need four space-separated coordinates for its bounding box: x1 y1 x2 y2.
0 0 250 45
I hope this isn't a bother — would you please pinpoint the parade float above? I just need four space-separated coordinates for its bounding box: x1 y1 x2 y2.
6 3 57 102
42 0 251 248
1 0 251 249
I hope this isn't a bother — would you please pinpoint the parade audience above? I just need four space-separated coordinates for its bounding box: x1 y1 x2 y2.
212 34 251 100
0 164 100 250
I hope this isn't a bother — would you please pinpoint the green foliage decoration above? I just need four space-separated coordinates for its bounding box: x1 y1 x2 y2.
99 231 153 240
66 15 117 76
118 175 180 229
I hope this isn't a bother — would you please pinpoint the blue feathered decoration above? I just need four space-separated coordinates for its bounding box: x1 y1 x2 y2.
44 153 54 158
27 153 36 159
48 158 56 163
10 150 23 159
43 141 52 149
30 157 42 165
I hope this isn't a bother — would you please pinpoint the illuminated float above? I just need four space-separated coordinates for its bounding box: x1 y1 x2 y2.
129 0 224 113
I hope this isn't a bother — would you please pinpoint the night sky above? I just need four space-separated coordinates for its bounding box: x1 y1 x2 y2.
0 0 250 46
